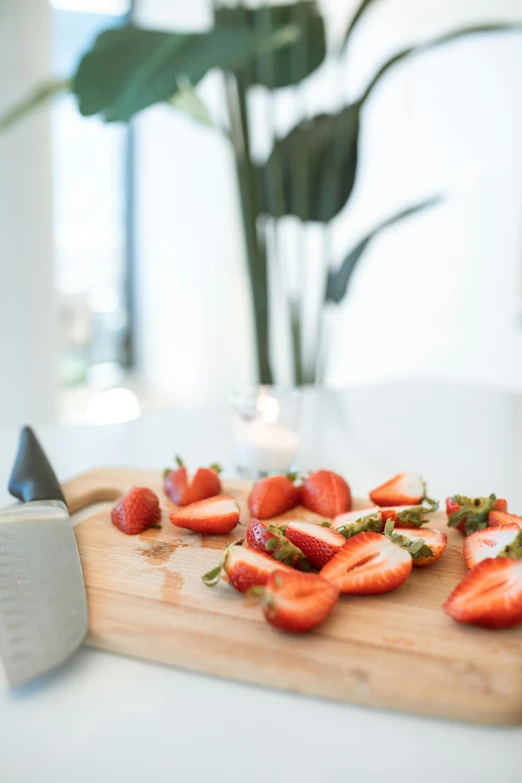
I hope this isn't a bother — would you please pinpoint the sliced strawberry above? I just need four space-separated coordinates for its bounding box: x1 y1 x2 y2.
301 470 352 518
163 456 221 506
245 518 310 569
202 542 292 593
369 472 434 507
446 495 507 535
380 503 438 529
463 524 521 569
443 557 522 628
331 508 384 538
111 487 162 535
488 509 522 528
285 521 346 569
248 475 300 519
390 526 447 566
320 531 412 594
261 570 339 633
169 496 239 534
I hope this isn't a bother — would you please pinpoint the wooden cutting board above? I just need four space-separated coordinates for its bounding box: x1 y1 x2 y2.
63 467 522 725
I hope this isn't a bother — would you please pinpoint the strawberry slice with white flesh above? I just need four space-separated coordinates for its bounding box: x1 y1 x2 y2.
390 526 447 566
463 524 521 569
169 496 239 534
369 472 436 508
284 521 346 569
443 555 522 629
488 510 522 529
320 527 413 594
202 542 293 593
245 518 311 570
331 507 383 536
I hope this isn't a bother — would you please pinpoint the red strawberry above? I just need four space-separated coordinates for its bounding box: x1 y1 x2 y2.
369 472 433 507
248 475 300 519
163 456 221 506
301 470 351 518
389 526 447 566
331 508 384 537
245 518 310 569
169 496 239 534
285 521 346 569
260 570 339 633
446 495 507 535
111 487 161 535
443 557 522 629
379 504 438 529
202 543 292 593
488 509 522 528
463 524 521 569
320 531 412 594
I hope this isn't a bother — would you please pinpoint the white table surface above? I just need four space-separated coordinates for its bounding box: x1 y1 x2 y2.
0 379 521 783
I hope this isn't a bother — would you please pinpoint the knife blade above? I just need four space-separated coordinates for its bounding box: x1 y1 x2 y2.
0 427 88 687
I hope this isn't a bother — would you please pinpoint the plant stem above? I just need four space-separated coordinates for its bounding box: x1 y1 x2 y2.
225 73 272 384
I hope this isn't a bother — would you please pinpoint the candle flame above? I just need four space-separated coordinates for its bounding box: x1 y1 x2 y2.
256 392 280 424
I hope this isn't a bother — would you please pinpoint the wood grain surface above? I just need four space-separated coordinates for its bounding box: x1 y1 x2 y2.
63 467 522 725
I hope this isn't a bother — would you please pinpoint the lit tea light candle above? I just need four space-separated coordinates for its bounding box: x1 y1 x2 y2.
234 390 299 476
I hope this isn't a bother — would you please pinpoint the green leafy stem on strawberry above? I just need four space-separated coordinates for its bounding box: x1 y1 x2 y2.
447 494 498 535
498 529 522 560
264 525 311 571
384 520 433 561
335 512 383 540
396 500 439 528
201 538 243 586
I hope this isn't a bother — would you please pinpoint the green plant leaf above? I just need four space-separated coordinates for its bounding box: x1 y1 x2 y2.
325 197 441 304
259 102 361 221
343 0 381 48
360 23 522 105
0 78 70 133
73 23 300 122
215 1 326 88
167 77 213 126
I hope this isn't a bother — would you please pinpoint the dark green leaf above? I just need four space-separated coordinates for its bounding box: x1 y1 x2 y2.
361 23 522 105
215 2 326 88
259 102 361 221
73 23 299 122
325 197 441 304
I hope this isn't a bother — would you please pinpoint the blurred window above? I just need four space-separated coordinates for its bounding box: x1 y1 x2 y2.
49 0 132 389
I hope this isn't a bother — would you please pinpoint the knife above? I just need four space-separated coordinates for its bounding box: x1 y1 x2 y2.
0 427 88 687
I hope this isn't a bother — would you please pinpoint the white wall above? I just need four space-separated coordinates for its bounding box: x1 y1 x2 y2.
134 0 522 404
0 0 57 426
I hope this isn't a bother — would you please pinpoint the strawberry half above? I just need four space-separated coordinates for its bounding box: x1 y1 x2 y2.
248 475 300 519
202 542 292 593
260 570 339 633
463 524 521 569
284 521 346 569
369 472 434 507
111 487 162 535
446 495 507 535
443 557 522 629
488 509 522 528
389 526 447 566
320 531 412 594
380 503 438 529
163 456 221 506
245 518 310 569
169 496 239 534
301 470 352 518
331 508 384 538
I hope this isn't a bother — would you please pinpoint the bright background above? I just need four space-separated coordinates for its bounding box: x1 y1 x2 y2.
1 0 522 429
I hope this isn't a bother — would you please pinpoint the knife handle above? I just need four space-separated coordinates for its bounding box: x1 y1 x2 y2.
8 426 66 506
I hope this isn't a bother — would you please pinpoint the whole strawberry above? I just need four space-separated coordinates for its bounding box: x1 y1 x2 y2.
111 487 162 535
301 470 351 518
248 474 300 520
163 456 221 506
